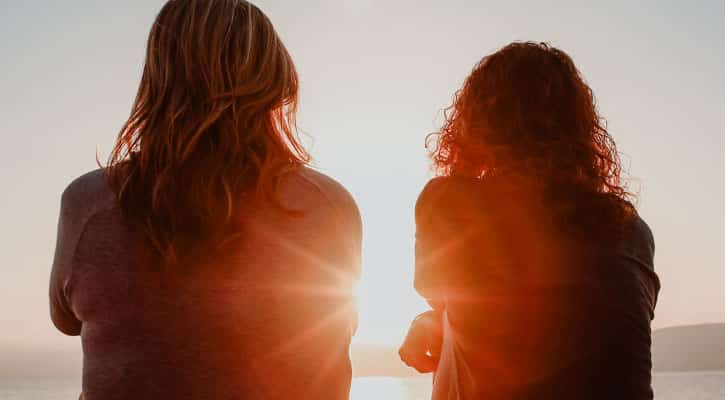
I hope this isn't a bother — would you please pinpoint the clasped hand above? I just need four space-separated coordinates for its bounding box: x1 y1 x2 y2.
398 310 443 373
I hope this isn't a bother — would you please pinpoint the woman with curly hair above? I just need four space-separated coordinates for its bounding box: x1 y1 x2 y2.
399 42 660 399
49 1 361 399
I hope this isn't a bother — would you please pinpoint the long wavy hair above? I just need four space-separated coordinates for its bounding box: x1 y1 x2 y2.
106 0 309 268
428 42 635 234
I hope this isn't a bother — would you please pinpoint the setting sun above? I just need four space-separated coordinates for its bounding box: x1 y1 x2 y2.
1 1 724 399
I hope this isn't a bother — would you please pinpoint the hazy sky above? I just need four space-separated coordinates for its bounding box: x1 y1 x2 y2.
0 0 723 354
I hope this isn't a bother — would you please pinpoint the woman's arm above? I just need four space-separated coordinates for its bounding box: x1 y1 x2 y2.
49 184 84 336
401 232 445 373
399 310 443 373
400 178 456 372
413 178 453 307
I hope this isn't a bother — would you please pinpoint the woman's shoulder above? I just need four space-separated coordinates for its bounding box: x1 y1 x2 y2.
61 168 116 214
631 214 654 246
282 166 360 220
620 213 656 265
416 176 486 220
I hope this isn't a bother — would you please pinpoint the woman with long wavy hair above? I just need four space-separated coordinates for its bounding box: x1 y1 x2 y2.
49 1 361 399
399 42 660 399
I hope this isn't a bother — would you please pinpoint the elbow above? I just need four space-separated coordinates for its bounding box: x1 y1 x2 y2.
413 274 428 298
414 279 443 310
54 321 82 337
50 311 82 337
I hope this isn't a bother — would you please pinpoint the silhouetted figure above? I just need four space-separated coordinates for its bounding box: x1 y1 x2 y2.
49 2 361 399
400 42 659 400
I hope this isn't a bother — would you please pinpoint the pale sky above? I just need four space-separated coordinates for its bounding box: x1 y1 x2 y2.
0 0 723 355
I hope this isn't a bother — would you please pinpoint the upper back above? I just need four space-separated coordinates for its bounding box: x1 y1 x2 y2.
52 167 361 400
414 176 660 398
416 176 655 277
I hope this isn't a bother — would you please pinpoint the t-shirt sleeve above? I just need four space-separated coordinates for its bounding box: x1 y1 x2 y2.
413 178 451 304
306 170 363 282
307 172 363 334
332 185 363 334
348 203 362 281
622 216 659 316
337 187 363 282
279 169 363 337
49 185 84 336
414 177 490 307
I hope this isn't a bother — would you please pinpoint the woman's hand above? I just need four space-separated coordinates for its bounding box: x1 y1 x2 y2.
399 310 443 373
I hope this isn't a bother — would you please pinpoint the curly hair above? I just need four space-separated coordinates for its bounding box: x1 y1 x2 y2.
106 0 309 268
428 42 635 231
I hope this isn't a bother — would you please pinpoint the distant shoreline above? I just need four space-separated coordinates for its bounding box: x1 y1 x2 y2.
3 323 724 379
352 323 725 377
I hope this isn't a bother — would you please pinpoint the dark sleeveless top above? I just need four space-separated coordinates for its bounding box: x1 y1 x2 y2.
415 177 660 400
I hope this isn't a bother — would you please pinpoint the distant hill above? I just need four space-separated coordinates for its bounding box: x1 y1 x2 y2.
652 323 725 372
353 323 725 377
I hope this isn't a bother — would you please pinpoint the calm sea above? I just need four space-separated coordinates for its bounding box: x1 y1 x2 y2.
2 372 724 399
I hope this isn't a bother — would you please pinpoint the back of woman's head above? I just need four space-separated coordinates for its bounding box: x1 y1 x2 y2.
429 42 635 234
107 0 308 268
